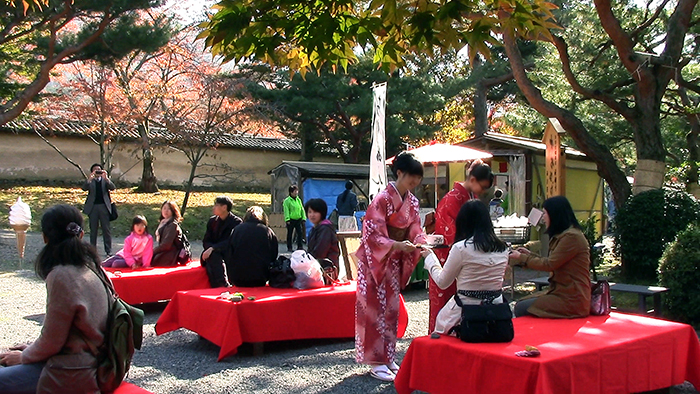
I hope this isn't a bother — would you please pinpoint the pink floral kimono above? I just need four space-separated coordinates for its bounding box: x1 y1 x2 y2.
355 182 426 365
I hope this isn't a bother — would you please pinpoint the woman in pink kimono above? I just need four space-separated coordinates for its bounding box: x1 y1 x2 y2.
356 152 427 382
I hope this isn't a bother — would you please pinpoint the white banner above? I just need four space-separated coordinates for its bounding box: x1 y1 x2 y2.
370 82 387 201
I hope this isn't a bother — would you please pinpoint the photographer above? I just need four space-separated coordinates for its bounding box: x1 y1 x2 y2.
81 163 116 257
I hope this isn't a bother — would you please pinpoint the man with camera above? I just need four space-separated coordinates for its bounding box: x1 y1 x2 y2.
82 163 116 256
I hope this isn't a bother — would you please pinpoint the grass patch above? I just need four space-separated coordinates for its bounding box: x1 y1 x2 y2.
0 186 270 240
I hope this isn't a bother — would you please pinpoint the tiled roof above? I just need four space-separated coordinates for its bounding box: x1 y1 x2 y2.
2 118 303 153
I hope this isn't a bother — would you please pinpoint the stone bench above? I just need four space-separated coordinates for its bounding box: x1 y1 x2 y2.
526 277 668 316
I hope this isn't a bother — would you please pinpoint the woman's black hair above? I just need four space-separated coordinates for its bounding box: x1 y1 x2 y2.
467 160 494 188
131 215 149 235
305 198 328 220
391 151 424 178
543 196 581 237
289 185 299 195
35 204 101 280
454 200 507 253
339 181 353 203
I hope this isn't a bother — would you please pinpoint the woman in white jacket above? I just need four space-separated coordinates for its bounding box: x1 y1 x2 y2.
421 200 510 334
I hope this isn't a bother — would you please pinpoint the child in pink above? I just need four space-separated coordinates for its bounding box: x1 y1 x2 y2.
102 215 153 268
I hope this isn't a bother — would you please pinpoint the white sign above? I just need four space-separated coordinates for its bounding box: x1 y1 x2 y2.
369 82 387 201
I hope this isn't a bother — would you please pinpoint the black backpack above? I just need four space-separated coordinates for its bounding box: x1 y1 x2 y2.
177 229 192 265
268 256 296 288
82 268 144 392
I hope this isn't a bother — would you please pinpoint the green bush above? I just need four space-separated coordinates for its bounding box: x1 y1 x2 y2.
615 188 700 282
658 224 700 326
579 216 603 279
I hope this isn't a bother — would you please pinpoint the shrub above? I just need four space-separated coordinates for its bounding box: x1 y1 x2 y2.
658 224 700 326
579 216 603 279
615 188 700 282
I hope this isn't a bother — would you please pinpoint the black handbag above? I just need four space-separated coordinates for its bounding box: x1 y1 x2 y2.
268 256 296 288
109 202 118 221
319 258 339 285
452 293 514 343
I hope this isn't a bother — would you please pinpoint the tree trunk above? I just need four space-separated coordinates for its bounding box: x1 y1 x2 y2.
473 57 489 138
300 123 316 161
678 87 700 197
630 96 667 194
181 162 198 216
136 123 159 192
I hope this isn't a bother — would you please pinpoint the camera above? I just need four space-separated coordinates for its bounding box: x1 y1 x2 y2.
95 170 104 175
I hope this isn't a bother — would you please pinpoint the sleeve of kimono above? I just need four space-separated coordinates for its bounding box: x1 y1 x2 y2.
434 195 459 263
360 196 396 284
142 235 154 267
21 270 78 364
427 243 463 289
520 233 578 271
153 223 179 254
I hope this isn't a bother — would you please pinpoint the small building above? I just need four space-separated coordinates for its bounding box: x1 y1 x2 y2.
457 132 605 234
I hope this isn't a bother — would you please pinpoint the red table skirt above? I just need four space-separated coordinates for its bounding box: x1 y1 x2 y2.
155 281 408 361
104 261 210 305
113 382 153 394
395 312 700 394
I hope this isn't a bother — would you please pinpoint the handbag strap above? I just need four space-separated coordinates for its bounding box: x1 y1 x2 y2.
77 263 115 357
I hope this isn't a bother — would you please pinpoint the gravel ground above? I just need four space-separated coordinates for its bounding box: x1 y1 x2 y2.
0 228 697 394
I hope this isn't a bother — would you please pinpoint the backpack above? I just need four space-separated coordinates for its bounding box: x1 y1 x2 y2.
177 229 192 265
82 268 144 392
268 256 296 288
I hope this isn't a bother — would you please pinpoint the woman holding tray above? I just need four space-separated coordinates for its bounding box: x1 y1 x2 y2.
355 152 426 382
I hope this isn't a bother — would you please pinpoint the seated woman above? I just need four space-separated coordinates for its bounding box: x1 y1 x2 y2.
509 196 591 318
305 198 340 271
152 200 184 267
421 200 510 334
226 206 278 287
0 205 109 393
102 215 153 268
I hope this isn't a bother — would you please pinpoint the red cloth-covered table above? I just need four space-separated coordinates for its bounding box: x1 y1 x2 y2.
104 261 210 305
395 312 700 394
155 281 408 361
113 382 153 394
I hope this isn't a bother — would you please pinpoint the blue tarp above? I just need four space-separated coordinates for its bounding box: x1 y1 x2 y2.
302 178 347 237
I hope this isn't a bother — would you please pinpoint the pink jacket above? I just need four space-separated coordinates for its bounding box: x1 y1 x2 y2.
119 232 154 267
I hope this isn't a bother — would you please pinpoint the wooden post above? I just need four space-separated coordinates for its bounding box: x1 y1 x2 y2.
543 118 567 198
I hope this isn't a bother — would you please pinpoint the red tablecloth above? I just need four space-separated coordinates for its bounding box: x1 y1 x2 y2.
113 382 153 394
395 312 700 394
104 261 209 305
155 281 408 361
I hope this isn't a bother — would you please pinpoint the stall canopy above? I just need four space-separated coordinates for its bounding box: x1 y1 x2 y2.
268 160 370 213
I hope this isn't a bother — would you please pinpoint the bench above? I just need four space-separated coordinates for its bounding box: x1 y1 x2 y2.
526 277 668 316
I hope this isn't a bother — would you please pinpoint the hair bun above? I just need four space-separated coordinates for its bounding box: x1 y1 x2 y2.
66 222 82 236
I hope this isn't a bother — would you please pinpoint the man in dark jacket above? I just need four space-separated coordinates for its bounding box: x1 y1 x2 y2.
202 196 242 287
227 206 278 287
82 163 116 256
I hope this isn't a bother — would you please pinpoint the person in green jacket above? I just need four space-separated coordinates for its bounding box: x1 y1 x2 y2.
284 185 306 252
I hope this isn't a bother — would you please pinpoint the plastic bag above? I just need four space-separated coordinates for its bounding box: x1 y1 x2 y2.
290 250 324 289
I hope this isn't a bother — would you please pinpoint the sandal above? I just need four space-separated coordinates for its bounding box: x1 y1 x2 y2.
369 365 395 382
387 361 400 375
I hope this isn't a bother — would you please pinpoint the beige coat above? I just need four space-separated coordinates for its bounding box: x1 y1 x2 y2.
21 264 109 393
516 227 591 318
424 238 509 334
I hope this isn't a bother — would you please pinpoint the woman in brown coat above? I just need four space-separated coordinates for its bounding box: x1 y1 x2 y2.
152 200 183 267
509 196 591 318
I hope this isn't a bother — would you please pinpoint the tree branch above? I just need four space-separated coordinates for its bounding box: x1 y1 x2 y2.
33 128 87 179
